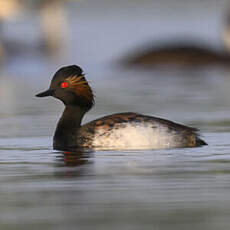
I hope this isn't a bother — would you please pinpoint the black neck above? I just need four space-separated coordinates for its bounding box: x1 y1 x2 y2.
53 105 87 150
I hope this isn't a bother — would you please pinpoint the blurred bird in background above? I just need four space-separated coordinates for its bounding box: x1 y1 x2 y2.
121 2 230 68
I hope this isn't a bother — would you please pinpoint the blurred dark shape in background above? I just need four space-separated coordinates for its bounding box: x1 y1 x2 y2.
120 2 230 69
120 43 230 69
120 41 230 68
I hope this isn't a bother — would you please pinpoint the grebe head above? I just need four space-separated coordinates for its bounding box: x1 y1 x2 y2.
36 65 94 111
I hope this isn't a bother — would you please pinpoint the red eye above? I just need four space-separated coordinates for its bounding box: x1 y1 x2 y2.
60 82 68 88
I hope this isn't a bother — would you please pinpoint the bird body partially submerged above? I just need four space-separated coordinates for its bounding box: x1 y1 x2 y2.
75 112 206 151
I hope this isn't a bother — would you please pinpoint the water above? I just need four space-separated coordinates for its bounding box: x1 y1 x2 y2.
1 0 230 229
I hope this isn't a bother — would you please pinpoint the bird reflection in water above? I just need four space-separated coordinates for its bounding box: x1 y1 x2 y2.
54 149 93 178
56 149 93 167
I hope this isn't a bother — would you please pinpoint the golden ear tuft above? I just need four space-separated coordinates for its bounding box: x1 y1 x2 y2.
65 75 94 105
66 75 87 86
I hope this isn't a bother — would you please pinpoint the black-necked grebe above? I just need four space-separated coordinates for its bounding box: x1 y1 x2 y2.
36 65 206 151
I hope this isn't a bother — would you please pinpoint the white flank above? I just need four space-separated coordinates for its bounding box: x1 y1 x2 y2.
91 122 188 150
